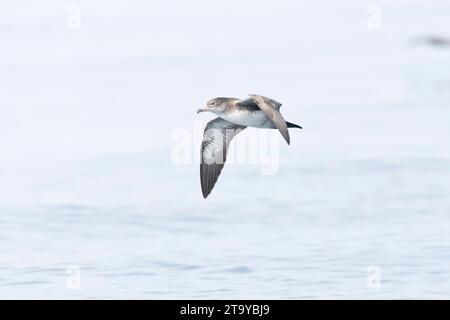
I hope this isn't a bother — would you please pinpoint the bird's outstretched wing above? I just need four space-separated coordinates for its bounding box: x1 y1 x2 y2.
200 118 246 198
238 96 282 110
248 94 290 144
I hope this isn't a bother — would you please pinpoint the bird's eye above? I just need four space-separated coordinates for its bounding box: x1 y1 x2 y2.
210 102 216 107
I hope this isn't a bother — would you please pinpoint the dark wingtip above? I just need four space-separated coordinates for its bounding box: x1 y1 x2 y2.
286 121 303 129
201 179 210 199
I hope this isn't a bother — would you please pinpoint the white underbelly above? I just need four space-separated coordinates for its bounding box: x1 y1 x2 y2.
220 110 273 128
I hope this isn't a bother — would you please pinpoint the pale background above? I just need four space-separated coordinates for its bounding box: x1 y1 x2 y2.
0 0 449 298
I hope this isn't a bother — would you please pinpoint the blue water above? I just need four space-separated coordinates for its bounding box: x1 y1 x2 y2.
1 0 450 299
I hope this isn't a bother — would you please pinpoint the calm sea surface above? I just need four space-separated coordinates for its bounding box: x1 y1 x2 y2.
0 0 449 298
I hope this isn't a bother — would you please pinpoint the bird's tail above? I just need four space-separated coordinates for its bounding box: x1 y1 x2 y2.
286 121 303 129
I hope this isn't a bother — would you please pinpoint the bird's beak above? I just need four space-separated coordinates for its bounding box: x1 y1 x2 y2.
197 108 208 114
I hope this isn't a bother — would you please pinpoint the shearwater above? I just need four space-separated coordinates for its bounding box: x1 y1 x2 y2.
197 94 302 198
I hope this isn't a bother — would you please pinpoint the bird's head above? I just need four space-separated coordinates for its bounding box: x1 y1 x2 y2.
197 97 232 115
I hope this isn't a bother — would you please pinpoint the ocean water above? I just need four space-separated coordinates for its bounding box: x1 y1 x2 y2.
1 0 450 299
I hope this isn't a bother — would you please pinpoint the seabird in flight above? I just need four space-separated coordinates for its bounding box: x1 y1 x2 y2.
197 94 302 199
